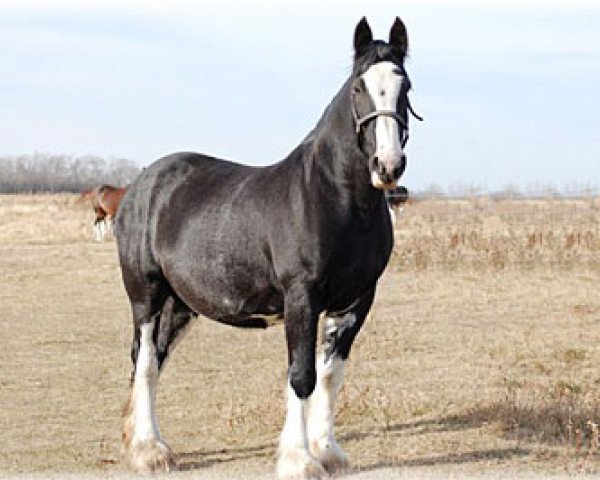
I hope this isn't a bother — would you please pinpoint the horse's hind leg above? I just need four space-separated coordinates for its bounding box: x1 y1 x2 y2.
123 301 172 473
306 289 375 475
93 219 103 242
123 290 193 474
155 296 194 373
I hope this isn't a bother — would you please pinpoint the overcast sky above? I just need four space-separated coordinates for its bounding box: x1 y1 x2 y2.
1 0 599 192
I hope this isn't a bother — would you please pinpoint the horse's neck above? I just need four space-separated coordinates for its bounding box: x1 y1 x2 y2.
306 86 384 212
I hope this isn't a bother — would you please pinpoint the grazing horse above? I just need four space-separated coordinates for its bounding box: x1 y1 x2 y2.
81 185 127 240
115 17 420 479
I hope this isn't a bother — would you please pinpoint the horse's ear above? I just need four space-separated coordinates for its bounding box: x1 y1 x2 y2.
354 17 373 55
389 17 408 57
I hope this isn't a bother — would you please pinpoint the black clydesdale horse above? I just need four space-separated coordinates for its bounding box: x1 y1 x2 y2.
115 17 420 479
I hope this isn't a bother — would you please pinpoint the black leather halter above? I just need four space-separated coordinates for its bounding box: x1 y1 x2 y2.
350 91 423 135
352 107 407 134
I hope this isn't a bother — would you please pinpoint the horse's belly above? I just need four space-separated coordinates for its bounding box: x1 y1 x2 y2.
165 266 284 326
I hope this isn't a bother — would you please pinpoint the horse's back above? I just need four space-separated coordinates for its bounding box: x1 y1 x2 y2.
118 153 209 244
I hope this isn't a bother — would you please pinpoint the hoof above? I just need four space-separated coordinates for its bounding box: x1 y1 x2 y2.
126 439 176 474
277 447 329 479
310 438 349 474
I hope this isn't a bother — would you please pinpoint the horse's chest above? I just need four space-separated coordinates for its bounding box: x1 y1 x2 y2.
330 250 384 288
325 228 392 306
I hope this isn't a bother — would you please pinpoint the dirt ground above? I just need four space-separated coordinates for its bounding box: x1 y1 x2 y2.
0 194 598 479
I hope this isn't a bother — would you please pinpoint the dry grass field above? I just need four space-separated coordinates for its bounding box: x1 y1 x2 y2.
0 194 598 478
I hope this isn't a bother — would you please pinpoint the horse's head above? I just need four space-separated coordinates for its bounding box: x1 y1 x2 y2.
351 17 420 190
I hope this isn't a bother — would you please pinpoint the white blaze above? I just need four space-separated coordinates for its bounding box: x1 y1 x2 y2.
361 61 404 162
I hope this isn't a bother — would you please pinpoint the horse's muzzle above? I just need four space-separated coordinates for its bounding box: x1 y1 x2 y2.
369 152 406 190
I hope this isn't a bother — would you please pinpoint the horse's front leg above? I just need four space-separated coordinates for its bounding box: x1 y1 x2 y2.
306 289 375 475
277 284 327 480
93 219 103 242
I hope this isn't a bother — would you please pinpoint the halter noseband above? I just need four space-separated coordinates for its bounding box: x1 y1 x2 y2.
351 92 423 135
352 108 407 134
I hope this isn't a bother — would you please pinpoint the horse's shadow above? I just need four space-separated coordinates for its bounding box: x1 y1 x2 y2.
175 442 276 471
175 414 531 472
339 417 529 473
338 413 480 445
345 447 530 476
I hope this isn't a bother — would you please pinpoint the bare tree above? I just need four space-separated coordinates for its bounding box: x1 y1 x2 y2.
0 153 141 193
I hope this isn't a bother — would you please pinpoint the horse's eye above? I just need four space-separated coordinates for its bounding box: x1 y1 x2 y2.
352 84 362 94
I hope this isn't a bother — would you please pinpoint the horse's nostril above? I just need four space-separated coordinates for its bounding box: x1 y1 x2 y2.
372 157 386 175
392 156 406 179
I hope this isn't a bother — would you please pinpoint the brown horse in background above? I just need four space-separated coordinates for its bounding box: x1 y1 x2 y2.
78 184 127 240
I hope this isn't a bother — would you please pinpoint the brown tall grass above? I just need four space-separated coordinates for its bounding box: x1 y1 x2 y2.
392 196 600 271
